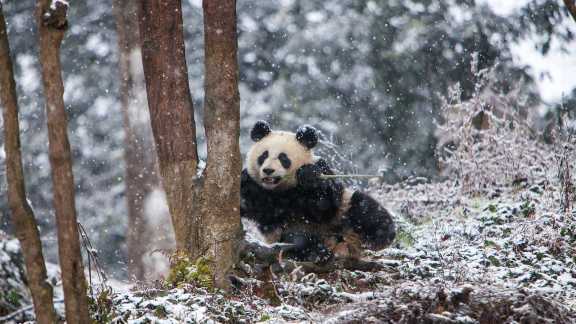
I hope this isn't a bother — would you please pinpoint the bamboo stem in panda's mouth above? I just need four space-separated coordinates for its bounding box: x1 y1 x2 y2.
280 174 385 182
319 174 385 179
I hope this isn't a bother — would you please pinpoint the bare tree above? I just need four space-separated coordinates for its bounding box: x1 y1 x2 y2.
112 0 162 281
201 0 242 287
139 0 200 254
139 0 242 287
35 1 90 322
0 4 57 324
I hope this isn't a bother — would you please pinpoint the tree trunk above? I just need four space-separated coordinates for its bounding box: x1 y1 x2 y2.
139 0 242 288
138 0 202 255
35 1 90 323
112 0 162 281
0 5 57 324
564 0 576 23
201 0 242 288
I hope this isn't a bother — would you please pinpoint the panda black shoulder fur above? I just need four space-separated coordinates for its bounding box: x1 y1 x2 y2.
241 120 395 263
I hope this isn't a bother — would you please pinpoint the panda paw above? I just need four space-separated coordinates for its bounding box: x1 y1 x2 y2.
296 164 322 188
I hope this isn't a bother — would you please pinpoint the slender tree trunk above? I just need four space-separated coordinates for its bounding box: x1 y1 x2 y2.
138 0 202 255
112 0 161 281
201 0 242 288
0 5 57 324
564 0 576 23
35 1 90 323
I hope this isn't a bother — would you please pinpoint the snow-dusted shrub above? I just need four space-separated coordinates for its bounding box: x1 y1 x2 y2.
437 59 554 193
0 236 30 321
368 57 576 307
436 55 572 196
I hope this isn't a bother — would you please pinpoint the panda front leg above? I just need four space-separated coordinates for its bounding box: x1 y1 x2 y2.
344 191 396 251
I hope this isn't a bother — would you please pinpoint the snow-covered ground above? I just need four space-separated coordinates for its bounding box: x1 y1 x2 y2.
99 169 576 323
2 169 575 323
1 91 575 323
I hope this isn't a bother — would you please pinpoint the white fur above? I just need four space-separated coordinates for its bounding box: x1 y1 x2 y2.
241 218 269 244
246 131 317 190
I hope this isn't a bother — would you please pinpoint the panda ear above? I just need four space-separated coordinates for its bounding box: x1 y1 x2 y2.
251 120 271 142
296 125 318 149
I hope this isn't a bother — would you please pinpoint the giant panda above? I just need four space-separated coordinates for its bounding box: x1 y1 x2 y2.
241 120 396 263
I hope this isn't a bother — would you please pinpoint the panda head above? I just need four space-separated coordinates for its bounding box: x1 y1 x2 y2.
247 120 319 190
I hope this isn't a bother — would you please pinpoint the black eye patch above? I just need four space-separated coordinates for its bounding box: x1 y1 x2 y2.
278 152 291 169
257 150 269 165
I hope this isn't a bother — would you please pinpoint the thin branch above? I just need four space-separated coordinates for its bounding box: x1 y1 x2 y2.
77 222 108 293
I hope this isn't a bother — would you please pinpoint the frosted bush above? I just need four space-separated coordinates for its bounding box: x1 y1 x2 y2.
435 57 569 195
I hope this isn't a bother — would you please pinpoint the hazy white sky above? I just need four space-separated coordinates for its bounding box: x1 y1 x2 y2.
482 0 576 103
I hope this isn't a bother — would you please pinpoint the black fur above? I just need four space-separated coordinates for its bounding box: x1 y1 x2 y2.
278 153 291 169
257 150 268 165
241 160 343 231
279 232 333 263
344 192 396 250
251 120 271 142
295 125 318 149
241 160 343 262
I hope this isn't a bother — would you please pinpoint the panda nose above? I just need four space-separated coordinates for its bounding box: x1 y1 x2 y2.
263 168 275 175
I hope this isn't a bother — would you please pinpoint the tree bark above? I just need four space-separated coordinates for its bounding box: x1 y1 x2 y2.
564 0 576 23
35 1 91 323
0 5 57 324
201 0 243 288
138 0 202 255
112 0 161 281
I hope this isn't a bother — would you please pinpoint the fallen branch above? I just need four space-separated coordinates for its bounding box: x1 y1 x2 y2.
238 239 293 266
279 258 389 274
238 239 392 275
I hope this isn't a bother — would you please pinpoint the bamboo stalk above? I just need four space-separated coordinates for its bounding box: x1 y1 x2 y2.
319 174 384 179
